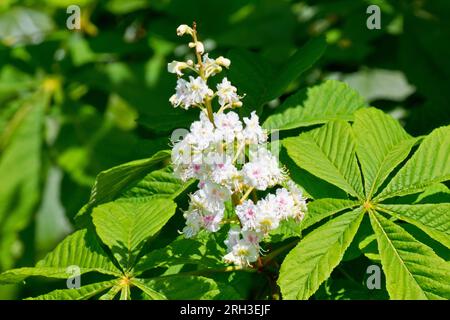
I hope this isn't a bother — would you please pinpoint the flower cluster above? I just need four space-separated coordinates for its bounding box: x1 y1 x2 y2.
168 23 307 268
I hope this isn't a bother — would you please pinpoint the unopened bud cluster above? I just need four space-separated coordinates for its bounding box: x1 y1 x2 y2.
168 23 307 268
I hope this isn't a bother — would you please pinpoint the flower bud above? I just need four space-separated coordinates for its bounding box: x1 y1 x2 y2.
195 42 205 54
176 24 193 36
167 61 188 76
216 56 231 68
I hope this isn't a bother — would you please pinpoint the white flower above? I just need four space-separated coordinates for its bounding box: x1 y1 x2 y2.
169 78 189 108
242 230 262 246
286 180 308 220
171 138 192 166
177 24 193 36
182 209 202 238
224 226 242 251
243 111 267 144
242 161 269 190
209 156 240 190
236 200 258 231
243 148 285 190
272 188 296 220
185 76 212 106
255 197 280 233
185 112 215 150
216 78 240 107
242 148 284 190
202 211 224 233
213 111 243 143
223 227 259 267
201 181 231 204
189 188 225 215
170 76 212 109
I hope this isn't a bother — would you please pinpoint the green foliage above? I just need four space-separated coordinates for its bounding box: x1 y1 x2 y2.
0 0 449 301
92 198 177 269
369 211 450 299
280 104 450 300
278 208 364 299
263 80 366 131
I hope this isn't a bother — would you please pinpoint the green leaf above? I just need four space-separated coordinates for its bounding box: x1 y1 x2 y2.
37 228 120 275
75 150 171 221
227 49 271 115
263 80 366 131
139 276 241 300
227 37 325 116
131 278 167 300
120 166 193 200
120 284 131 300
99 284 122 300
378 204 450 249
0 267 75 284
283 120 364 198
369 211 450 299
0 93 46 270
264 36 327 101
300 198 359 231
376 125 450 201
278 208 364 299
0 229 120 284
27 280 117 300
353 108 418 198
134 238 225 275
414 183 450 204
92 198 177 270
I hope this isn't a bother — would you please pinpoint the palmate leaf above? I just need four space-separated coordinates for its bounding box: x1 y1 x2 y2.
376 125 450 201
264 80 366 131
353 108 419 199
378 204 450 249
27 280 117 300
281 106 450 299
0 229 120 284
92 198 177 270
278 208 364 300
283 120 364 198
369 211 450 299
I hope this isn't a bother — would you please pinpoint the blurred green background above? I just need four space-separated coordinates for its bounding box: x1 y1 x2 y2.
0 0 449 299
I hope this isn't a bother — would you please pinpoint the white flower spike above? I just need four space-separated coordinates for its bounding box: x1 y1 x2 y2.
168 23 308 268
